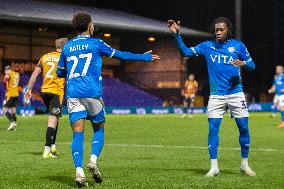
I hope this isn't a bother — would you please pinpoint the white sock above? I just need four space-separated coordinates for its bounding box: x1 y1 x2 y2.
76 167 85 177
44 146 51 153
210 159 218 170
241 158 248 168
90 154 98 164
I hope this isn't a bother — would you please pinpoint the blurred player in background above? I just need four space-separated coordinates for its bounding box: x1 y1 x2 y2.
168 17 256 177
181 73 198 118
268 65 284 127
22 85 33 116
57 13 160 187
25 38 68 158
2 66 19 131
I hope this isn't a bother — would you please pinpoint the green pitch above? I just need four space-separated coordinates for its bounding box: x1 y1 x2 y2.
1 113 284 189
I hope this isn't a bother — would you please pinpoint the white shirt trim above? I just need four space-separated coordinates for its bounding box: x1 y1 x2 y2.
190 47 198 56
109 49 116 58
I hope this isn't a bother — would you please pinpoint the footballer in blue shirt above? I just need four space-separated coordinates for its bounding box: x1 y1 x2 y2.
57 13 160 187
168 17 256 177
268 65 284 127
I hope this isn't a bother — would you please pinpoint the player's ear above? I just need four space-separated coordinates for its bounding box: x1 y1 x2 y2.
89 24 95 36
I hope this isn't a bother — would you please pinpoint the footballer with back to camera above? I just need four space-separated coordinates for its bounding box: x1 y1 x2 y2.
168 17 256 177
25 38 68 159
57 13 160 187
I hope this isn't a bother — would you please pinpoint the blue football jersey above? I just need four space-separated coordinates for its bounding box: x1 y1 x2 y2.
175 34 255 95
57 35 152 98
273 74 284 95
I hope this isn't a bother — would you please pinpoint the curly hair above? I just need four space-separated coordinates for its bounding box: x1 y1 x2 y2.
72 13 92 33
209 17 232 40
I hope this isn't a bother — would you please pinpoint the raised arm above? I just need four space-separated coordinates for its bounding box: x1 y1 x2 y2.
168 20 203 57
99 40 160 62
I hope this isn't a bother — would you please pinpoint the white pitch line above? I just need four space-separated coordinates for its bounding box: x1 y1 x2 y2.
106 143 284 152
0 140 284 152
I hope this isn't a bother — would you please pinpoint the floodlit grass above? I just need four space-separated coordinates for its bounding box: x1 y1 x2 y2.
0 113 284 188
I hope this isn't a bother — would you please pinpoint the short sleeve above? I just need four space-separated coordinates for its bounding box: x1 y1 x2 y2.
191 42 205 57
238 42 252 62
98 40 116 58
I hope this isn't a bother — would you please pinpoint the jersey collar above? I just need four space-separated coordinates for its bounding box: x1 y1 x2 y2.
77 35 90 38
213 38 232 48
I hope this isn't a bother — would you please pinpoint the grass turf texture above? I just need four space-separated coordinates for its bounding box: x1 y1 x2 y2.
0 113 284 189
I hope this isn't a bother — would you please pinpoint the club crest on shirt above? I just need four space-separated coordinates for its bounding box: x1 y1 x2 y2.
228 47 235 53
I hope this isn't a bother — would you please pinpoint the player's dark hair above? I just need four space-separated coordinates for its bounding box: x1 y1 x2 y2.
210 17 232 40
72 13 92 33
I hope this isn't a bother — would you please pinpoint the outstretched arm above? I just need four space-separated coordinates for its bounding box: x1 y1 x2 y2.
99 40 160 62
168 20 202 57
113 50 160 62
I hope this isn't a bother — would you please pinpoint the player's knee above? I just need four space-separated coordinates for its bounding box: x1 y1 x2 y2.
235 117 249 134
240 127 249 136
73 125 84 132
208 118 222 136
208 127 219 137
72 120 85 132
48 115 58 128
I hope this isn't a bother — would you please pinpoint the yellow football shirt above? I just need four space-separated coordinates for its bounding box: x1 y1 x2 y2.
184 80 198 96
37 51 65 97
5 71 19 97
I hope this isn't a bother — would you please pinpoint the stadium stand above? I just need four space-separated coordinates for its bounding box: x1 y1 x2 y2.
0 74 162 108
103 77 162 106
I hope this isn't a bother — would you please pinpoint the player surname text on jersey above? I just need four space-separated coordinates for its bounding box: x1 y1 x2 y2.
47 56 59 62
69 44 89 52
